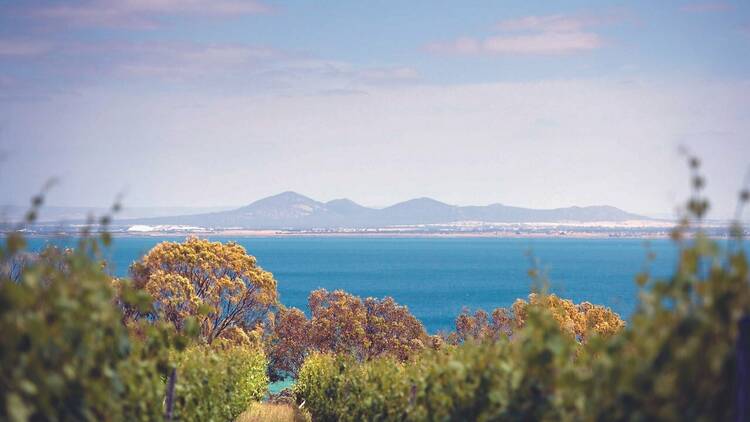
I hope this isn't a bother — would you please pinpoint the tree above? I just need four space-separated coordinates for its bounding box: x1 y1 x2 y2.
308 289 370 358
452 307 514 344
451 294 624 344
128 237 278 343
512 293 625 342
266 307 311 380
267 289 428 377
364 296 426 360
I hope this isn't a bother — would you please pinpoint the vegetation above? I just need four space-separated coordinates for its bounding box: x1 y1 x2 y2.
293 157 750 421
126 237 278 344
171 344 268 422
451 293 625 344
237 403 310 422
267 288 429 380
0 216 181 421
1 205 271 421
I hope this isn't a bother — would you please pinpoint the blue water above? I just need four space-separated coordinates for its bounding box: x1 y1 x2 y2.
25 236 679 333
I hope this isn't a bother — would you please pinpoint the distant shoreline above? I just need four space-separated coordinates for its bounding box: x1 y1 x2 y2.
13 229 700 240
9 219 741 240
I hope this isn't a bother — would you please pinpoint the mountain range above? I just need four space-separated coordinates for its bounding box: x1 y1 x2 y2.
119 192 647 230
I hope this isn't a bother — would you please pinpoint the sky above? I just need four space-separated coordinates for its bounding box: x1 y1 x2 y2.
1 0 749 218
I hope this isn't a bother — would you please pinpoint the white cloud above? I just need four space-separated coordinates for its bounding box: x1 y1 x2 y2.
358 66 419 82
427 13 614 56
110 43 283 80
428 32 602 55
496 15 589 32
0 37 422 101
31 0 271 28
495 13 626 32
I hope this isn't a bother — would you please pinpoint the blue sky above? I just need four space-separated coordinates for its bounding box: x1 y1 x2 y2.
1 0 749 218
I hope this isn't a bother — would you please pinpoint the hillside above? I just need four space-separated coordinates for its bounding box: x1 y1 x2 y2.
118 191 648 229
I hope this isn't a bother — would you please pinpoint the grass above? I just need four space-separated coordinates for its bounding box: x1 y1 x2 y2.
236 403 310 422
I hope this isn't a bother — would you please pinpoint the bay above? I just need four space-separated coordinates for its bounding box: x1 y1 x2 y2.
26 236 679 333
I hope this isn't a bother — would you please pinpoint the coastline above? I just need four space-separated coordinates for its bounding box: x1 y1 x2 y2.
12 228 715 240
9 219 742 240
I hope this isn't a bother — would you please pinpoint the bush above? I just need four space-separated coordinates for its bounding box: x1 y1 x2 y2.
0 234 176 422
172 344 269 422
295 308 579 421
295 352 416 422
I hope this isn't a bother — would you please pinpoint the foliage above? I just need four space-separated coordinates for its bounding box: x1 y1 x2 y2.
295 157 750 421
171 344 269 422
127 237 279 343
294 353 412 422
267 306 311 380
295 310 579 421
268 289 428 379
363 295 428 360
451 294 624 344
236 403 311 422
0 227 181 421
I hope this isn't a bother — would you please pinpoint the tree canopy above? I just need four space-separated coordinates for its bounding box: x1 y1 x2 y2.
128 237 278 344
267 289 428 379
452 293 624 344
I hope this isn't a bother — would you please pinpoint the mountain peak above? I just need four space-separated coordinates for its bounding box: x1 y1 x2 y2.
242 191 317 207
389 197 451 208
270 191 314 201
326 198 358 206
235 191 322 220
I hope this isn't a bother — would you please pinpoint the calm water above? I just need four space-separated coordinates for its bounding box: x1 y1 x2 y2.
26 236 679 333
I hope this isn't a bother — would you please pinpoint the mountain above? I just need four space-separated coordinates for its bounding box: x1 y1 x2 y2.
116 192 648 230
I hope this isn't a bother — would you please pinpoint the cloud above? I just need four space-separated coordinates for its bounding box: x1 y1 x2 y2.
0 37 420 101
0 40 52 56
428 32 602 55
356 66 419 82
110 43 283 79
679 2 733 13
242 59 420 94
28 0 272 28
427 13 611 56
496 14 600 32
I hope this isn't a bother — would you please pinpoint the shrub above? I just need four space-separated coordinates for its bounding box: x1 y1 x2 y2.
172 344 269 422
0 233 177 422
295 306 579 421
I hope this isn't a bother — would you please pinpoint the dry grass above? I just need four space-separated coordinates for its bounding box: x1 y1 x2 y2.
236 403 311 422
